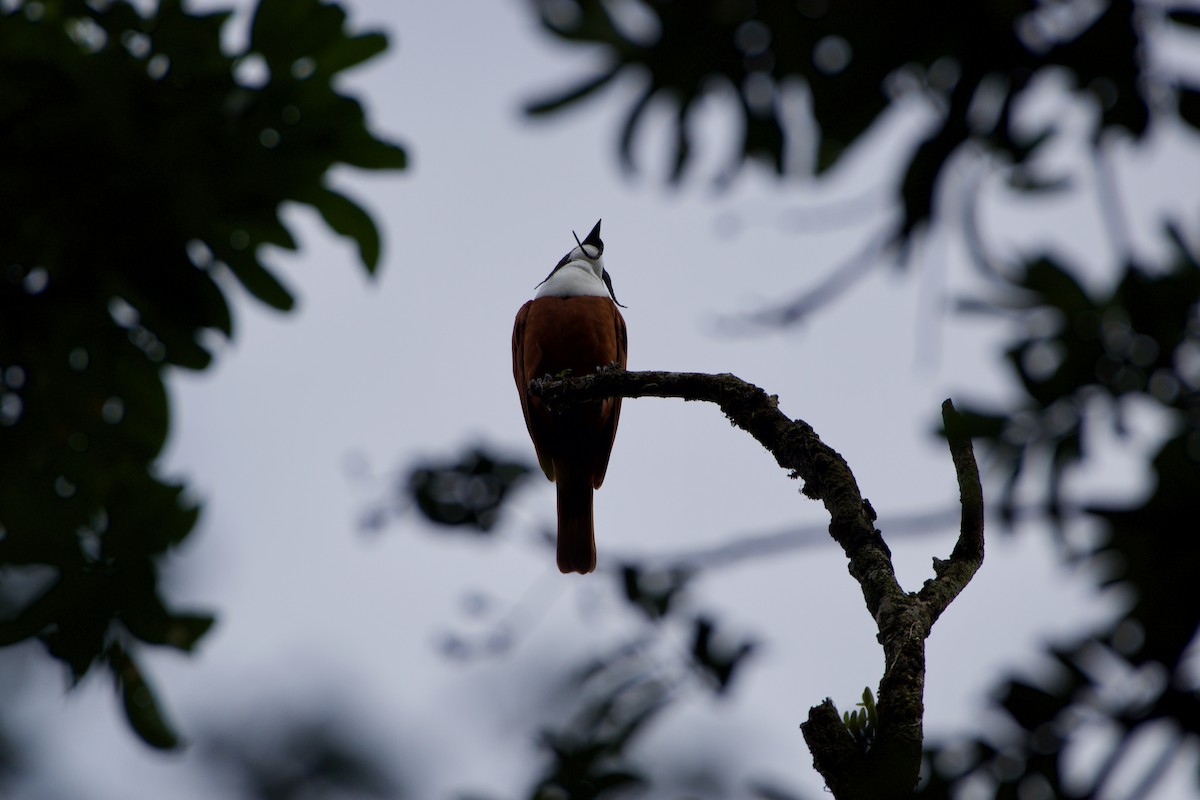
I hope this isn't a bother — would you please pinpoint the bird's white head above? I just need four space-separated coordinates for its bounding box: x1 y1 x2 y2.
534 220 625 306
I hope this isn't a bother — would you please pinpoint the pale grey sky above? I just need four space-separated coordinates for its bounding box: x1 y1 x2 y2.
9 2 1198 798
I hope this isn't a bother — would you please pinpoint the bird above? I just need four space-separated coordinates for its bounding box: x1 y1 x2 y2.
512 219 628 574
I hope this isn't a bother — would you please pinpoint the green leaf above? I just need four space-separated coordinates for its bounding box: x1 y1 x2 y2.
998 679 1071 733
1179 86 1200 131
1022 258 1092 313
306 185 382 273
103 475 201 557
250 0 327 66
900 129 956 237
111 349 172 461
252 215 300 251
1007 171 1073 194
222 248 296 311
111 556 213 651
525 68 621 116
110 645 182 750
251 0 389 79
124 600 215 652
1167 8 1200 28
342 137 409 171
319 31 388 75
617 84 657 174
160 338 212 370
0 578 65 646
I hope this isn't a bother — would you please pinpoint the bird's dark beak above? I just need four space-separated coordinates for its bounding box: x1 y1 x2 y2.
583 219 603 253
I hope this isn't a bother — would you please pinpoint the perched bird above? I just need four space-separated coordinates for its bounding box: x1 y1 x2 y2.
512 220 628 574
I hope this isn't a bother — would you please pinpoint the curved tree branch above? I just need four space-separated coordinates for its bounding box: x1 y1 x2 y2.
531 369 985 799
918 400 986 624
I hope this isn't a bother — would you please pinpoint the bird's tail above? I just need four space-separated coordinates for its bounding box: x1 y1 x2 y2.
555 475 596 574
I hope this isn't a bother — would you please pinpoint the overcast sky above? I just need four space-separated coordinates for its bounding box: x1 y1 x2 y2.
7 2 1199 798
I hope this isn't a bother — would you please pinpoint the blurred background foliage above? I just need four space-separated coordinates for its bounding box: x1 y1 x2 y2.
526 0 1152 237
0 0 404 749
3 0 1199 797
410 0 1200 796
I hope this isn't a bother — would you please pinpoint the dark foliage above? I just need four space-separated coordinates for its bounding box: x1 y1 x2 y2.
528 0 1167 241
380 450 765 797
688 614 756 695
922 244 1200 798
526 609 757 800
198 707 405 800
0 0 404 748
521 1 1200 797
954 240 1200 529
407 448 534 532
620 563 692 621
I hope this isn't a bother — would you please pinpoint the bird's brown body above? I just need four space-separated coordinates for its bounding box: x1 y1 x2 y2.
513 294 627 573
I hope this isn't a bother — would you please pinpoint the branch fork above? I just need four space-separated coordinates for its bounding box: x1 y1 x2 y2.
531 369 984 799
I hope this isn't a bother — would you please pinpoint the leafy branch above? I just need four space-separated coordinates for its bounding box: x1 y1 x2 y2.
0 0 405 748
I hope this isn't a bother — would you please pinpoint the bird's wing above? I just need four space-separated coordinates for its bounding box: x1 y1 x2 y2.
590 302 627 489
512 300 555 480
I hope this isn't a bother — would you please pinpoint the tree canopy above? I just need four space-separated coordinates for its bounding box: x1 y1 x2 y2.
0 0 404 748
2 0 1198 798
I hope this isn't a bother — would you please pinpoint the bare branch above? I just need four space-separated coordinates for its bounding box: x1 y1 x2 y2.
531 369 985 799
532 370 900 614
802 700 863 797
917 400 985 624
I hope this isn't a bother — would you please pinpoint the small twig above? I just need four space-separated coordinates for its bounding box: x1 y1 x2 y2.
714 226 895 334
961 156 1011 281
1093 135 1134 268
612 505 965 573
917 400 986 624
